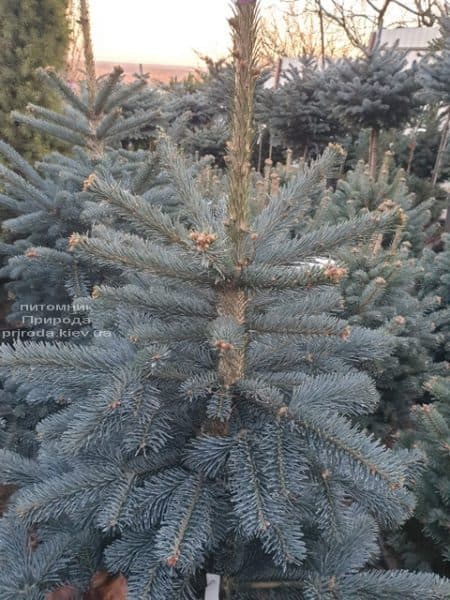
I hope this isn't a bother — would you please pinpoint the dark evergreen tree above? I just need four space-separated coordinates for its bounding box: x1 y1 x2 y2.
420 232 450 361
164 56 271 166
303 156 438 443
391 374 450 576
419 15 450 207
390 235 450 574
393 107 450 183
267 57 345 158
0 0 70 161
324 43 421 178
0 3 449 598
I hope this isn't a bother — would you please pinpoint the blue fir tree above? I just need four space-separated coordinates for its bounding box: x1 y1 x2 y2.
419 15 450 187
305 155 439 442
164 55 271 166
323 43 421 178
0 2 450 599
0 1 165 456
0 64 162 336
388 235 450 574
390 374 450 576
266 56 345 159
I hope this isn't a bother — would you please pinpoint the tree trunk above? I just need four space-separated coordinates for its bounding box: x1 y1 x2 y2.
268 57 283 161
431 112 450 187
368 127 379 179
316 0 326 70
445 195 450 233
406 133 417 175
218 576 232 600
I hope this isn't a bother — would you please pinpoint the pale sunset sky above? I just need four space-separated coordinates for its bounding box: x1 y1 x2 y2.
90 0 276 66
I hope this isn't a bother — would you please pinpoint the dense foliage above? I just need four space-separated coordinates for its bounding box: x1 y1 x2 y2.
0 2 450 598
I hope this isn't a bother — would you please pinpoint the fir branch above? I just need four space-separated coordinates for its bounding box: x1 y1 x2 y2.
0 140 46 189
72 228 213 283
158 137 218 232
94 66 124 115
25 104 91 136
38 67 89 115
11 111 86 147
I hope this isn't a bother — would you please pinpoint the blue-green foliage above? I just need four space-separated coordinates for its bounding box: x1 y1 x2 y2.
0 136 449 598
420 17 450 110
391 374 450 576
0 67 166 455
0 66 163 333
387 235 450 575
324 43 421 133
294 157 441 442
163 57 271 164
266 57 346 157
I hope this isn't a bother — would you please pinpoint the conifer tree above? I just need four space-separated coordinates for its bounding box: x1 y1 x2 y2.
0 0 162 338
324 44 421 178
391 235 450 574
267 57 344 158
421 233 450 363
391 375 450 576
420 16 450 188
0 1 164 455
309 157 438 441
0 0 70 161
0 3 449 599
164 56 271 165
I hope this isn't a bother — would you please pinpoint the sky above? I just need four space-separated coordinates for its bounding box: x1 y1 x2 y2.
90 0 275 66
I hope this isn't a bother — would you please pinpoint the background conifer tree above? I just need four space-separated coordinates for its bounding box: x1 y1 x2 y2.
419 16 450 227
0 0 70 161
266 57 344 159
307 157 439 442
0 1 165 457
391 235 450 575
324 43 421 178
391 374 450 576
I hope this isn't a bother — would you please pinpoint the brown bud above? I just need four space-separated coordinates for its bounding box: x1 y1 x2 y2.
378 199 395 212
68 233 85 249
393 315 406 326
166 552 180 568
339 326 351 340
83 173 96 191
215 340 234 352
189 230 217 252
321 469 331 480
324 265 348 283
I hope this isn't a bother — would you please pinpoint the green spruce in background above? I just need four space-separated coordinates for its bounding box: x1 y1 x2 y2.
0 0 70 162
